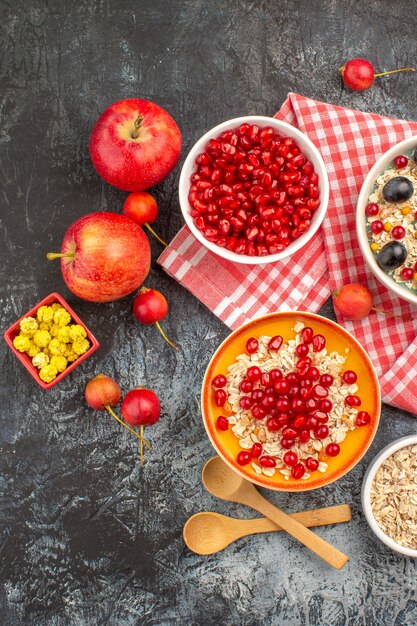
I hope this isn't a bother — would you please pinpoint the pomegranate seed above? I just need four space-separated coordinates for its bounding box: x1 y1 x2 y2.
312 384 328 399
261 394 275 409
306 416 318 429
289 385 300 397
291 463 305 479
214 389 227 406
273 379 290 395
291 398 305 413
370 220 384 235
259 455 276 468
305 457 319 471
283 451 298 467
305 398 318 413
246 337 259 353
296 343 309 357
356 411 371 426
314 411 328 423
312 334 326 352
345 395 361 407
319 399 333 412
286 372 299 384
212 374 227 388
307 366 320 381
315 425 329 439
292 414 307 429
239 379 253 393
237 451 252 466
270 368 283 380
365 202 379 217
246 366 262 382
281 437 295 449
326 443 340 457
251 390 264 402
394 155 408 169
267 417 281 432
268 335 283 351
239 396 253 410
276 398 290 412
320 373 334 388
342 370 357 384
277 412 289 426
301 327 314 344
282 426 298 439
251 442 263 458
252 404 267 419
299 429 310 443
296 356 311 369
216 416 229 431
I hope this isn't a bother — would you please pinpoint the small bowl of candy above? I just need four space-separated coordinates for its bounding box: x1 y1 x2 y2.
179 116 329 264
201 312 381 491
3 292 99 389
356 136 417 305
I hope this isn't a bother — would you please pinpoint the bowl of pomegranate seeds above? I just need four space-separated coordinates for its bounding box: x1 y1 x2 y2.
179 116 329 264
202 312 380 491
357 136 417 305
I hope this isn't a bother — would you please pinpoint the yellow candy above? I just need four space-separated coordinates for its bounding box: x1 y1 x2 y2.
72 338 90 355
69 324 87 342
32 352 50 369
28 343 41 358
33 329 51 348
13 334 32 353
20 317 38 336
49 355 67 373
48 338 66 356
57 327 71 343
37 306 54 324
54 309 71 327
370 242 379 251
383 222 392 232
39 364 58 383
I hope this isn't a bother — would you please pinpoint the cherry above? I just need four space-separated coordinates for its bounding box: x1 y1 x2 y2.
246 337 259 353
370 220 384 235
246 366 262 382
133 287 178 350
212 374 227 388
251 442 263 458
333 283 373 320
305 456 319 471
392 225 406 240
320 373 334 388
345 394 361 407
301 327 313 344
123 191 168 246
259 455 276 468
283 451 298 467
268 335 283 351
85 375 151 454
216 415 229 431
342 370 357 384
121 387 160 465
356 410 371 426
339 58 415 91
401 267 414 280
365 202 379 217
237 451 252 466
394 155 408 169
326 443 340 457
291 463 305 479
214 389 227 406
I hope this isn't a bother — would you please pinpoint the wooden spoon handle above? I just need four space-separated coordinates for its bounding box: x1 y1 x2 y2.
242 490 349 570
232 504 352 539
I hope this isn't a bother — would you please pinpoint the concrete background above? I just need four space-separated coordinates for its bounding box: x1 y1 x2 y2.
1 1 416 624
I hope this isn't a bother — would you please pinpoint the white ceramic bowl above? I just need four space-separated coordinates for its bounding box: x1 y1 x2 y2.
179 116 329 265
361 434 417 558
356 136 417 305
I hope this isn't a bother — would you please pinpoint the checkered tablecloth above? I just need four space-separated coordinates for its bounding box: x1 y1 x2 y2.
158 93 417 414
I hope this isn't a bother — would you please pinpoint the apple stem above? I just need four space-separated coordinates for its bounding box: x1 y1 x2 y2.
131 115 144 139
155 321 179 351
47 252 75 261
374 67 415 78
105 405 151 449
140 426 144 466
144 222 168 247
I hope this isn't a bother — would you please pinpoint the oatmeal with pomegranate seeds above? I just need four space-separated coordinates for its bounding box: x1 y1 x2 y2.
212 323 371 480
366 148 417 290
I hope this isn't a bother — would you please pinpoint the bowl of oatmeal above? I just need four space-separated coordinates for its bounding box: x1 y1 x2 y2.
362 435 417 557
357 137 417 305
202 312 381 491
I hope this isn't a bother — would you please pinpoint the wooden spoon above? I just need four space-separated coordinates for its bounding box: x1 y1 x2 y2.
202 457 349 569
184 504 352 555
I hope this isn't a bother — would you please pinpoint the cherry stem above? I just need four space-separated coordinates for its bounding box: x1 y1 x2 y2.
105 405 151 449
155 321 179 351
47 252 75 260
371 306 411 321
140 426 144 466
374 67 415 77
131 115 144 139
144 222 168 247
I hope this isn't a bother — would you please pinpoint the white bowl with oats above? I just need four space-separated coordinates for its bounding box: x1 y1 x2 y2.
362 435 417 557
357 137 417 305
202 312 381 491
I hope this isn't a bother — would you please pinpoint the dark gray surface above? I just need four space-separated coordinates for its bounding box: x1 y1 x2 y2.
1 1 417 625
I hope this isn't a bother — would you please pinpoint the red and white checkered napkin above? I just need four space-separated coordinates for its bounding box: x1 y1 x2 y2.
158 93 417 414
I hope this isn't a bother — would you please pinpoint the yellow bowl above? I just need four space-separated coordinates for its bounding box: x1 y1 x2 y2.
201 312 381 491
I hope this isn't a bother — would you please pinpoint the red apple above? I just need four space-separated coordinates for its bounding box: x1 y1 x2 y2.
89 99 182 192
48 212 151 302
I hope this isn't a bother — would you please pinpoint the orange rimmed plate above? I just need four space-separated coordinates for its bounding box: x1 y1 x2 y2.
201 312 381 491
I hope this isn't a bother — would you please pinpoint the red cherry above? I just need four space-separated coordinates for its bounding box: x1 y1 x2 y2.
283 451 298 467
246 337 259 353
216 416 229 431
392 225 406 240
305 456 319 471
356 410 371 426
237 451 252 466
251 442 263 458
401 267 414 280
326 443 340 457
342 370 357 384
370 220 384 235
246 366 262 382
291 463 305 479
123 192 168 247
365 202 379 216
214 389 227 406
212 374 227 388
133 288 178 350
393 155 408 169
121 388 161 427
259 455 277 468
339 58 375 90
